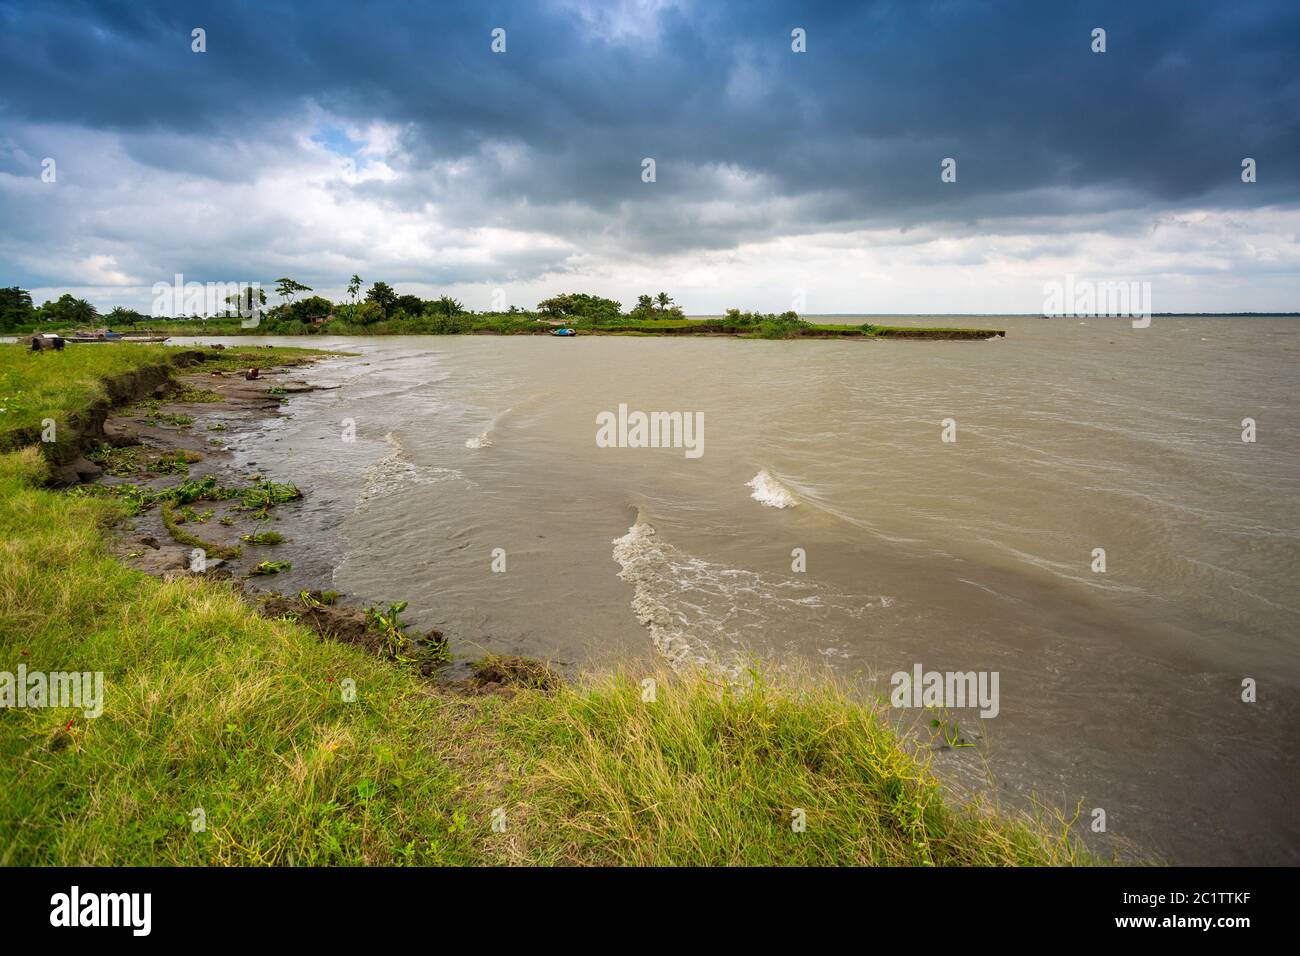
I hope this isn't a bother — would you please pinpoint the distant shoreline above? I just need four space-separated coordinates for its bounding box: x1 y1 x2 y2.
33 320 1008 341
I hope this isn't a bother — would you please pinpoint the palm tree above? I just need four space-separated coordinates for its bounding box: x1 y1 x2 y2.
347 274 362 305
68 297 99 326
655 292 673 312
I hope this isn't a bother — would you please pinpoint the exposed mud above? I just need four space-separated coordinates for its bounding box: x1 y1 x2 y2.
445 655 563 697
257 591 386 653
79 350 558 691
99 361 322 585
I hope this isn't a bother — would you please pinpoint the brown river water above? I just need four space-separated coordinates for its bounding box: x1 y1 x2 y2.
174 316 1300 865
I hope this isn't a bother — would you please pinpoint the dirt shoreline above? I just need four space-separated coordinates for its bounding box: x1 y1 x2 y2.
78 348 547 696
95 353 320 581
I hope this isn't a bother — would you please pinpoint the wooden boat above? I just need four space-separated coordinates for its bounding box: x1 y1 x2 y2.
65 329 168 343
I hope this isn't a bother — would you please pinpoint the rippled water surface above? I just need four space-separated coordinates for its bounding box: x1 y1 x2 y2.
175 316 1300 864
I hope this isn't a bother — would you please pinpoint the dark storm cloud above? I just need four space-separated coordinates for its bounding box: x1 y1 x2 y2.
0 0 1297 292
4 0 1296 195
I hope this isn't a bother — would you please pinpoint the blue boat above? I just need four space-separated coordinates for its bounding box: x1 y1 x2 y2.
550 328 576 336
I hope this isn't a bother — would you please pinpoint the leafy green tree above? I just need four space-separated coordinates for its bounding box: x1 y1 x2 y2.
536 292 622 323
365 281 398 315
288 295 333 323
274 277 312 304
425 311 471 334
431 295 463 317
105 306 145 326
717 308 810 338
225 287 268 317
354 301 385 325
0 286 34 332
40 293 99 327
395 294 424 316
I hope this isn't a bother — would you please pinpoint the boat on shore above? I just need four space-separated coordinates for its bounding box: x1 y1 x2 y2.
63 327 169 343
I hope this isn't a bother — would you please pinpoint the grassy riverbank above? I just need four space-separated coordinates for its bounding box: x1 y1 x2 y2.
0 344 327 451
0 344 1087 865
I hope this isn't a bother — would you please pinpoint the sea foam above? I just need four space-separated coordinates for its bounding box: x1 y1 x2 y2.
746 470 799 508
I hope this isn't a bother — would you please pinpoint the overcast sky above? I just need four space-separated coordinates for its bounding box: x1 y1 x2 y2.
1 0 1298 314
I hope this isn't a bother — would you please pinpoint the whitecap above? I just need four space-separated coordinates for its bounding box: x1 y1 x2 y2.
746 469 799 508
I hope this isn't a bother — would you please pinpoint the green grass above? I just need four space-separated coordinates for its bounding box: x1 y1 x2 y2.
0 343 329 454
0 347 1092 866
0 346 171 454
497 671 1092 865
0 449 480 864
578 319 998 338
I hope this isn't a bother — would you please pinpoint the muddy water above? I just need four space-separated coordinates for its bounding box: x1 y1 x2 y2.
173 316 1300 864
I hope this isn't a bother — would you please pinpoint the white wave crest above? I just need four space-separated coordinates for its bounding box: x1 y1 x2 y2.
611 519 711 671
360 432 462 504
612 515 892 674
746 470 799 508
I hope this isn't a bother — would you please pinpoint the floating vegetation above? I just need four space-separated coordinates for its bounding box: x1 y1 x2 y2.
241 530 285 545
172 506 214 524
176 386 222 403
241 480 302 519
67 474 300 522
362 600 450 666
299 589 339 607
161 500 240 559
153 450 200 474
929 713 977 750
87 445 202 477
366 601 414 661
250 560 291 576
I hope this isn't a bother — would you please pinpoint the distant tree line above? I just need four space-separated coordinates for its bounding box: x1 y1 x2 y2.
0 277 811 337
0 287 151 332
